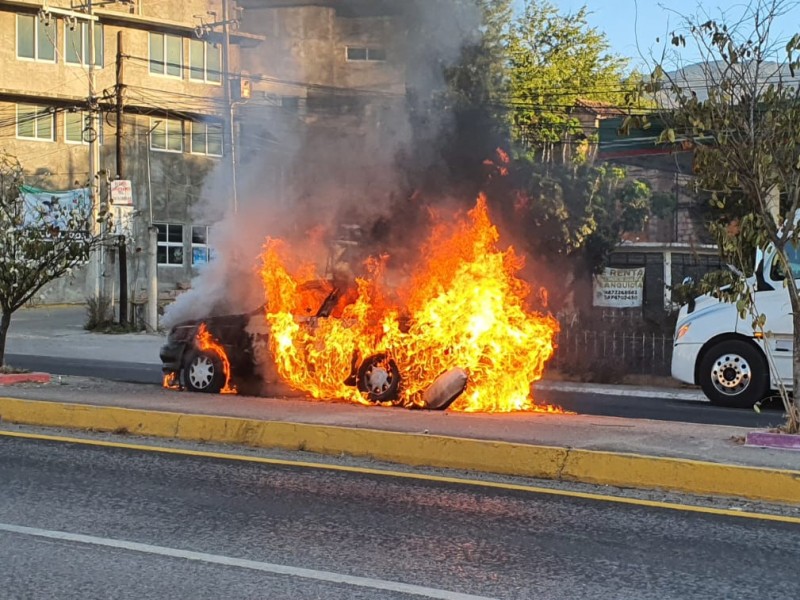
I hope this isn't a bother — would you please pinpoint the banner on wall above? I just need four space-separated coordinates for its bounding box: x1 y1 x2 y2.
19 185 92 231
592 267 645 308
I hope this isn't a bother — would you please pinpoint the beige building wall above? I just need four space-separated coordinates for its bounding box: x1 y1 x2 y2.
0 0 414 310
236 1 409 222
0 0 247 306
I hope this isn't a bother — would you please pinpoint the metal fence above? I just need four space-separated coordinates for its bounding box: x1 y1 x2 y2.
550 328 674 377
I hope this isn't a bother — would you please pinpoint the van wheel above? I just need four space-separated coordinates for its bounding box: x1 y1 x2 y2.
698 340 769 408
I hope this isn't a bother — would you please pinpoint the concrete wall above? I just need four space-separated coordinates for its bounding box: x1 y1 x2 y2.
0 1 235 110
238 2 410 219
2 0 415 314
0 0 241 309
240 4 406 92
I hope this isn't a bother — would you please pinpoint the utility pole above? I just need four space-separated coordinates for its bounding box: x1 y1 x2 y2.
116 30 128 326
221 0 238 215
87 0 102 296
116 31 124 178
79 0 114 323
194 1 241 214
144 122 161 333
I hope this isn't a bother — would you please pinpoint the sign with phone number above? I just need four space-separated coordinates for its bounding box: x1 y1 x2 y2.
592 267 645 308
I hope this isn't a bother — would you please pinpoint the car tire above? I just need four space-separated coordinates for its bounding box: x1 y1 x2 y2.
698 340 769 408
183 349 226 394
356 354 401 403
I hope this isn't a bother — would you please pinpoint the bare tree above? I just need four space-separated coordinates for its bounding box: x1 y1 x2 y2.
640 0 800 431
0 153 104 365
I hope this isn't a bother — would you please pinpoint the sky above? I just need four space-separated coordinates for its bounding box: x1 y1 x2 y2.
530 1 800 69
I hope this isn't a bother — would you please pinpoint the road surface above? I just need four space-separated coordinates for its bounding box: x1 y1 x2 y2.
0 433 797 600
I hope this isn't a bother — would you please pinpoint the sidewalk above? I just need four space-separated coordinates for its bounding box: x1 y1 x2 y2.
1 306 798 505
6 305 164 364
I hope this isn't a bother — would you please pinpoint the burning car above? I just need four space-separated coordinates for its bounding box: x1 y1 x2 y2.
159 307 261 396
161 196 561 413
159 281 467 409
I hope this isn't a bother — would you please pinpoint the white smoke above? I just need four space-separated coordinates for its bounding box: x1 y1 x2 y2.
161 0 482 329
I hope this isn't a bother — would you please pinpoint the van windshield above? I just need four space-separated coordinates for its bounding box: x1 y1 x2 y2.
771 244 800 280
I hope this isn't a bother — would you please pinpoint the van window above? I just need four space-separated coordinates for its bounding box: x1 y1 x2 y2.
770 244 800 280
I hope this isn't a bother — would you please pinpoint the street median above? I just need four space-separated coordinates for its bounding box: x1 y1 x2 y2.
1 396 798 506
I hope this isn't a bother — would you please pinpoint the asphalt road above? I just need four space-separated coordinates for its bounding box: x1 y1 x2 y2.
536 388 789 428
0 434 798 600
6 354 785 428
5 354 162 385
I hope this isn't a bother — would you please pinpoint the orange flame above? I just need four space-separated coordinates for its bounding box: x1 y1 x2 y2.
196 323 238 394
162 372 181 390
259 195 560 412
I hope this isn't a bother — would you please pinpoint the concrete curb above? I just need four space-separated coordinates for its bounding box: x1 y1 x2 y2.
536 381 706 401
1 397 798 506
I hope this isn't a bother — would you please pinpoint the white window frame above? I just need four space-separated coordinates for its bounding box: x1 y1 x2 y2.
345 46 386 62
149 118 184 153
64 21 103 67
155 223 184 266
191 225 213 265
189 39 222 84
16 104 55 141
149 32 183 78
190 121 223 157
65 111 103 145
16 13 57 63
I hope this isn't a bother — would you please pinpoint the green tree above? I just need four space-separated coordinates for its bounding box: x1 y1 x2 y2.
491 158 655 303
0 154 104 365
420 0 515 191
405 0 662 303
644 0 800 431
507 1 635 160
444 0 513 109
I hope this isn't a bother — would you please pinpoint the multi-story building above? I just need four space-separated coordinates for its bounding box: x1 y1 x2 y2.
0 0 418 318
235 0 411 221
0 0 265 312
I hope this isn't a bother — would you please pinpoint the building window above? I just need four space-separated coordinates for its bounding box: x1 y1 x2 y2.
150 118 183 152
149 32 183 77
65 21 103 66
191 226 213 265
190 122 223 156
16 104 54 141
65 111 103 144
189 39 221 83
346 46 386 61
17 14 56 62
156 223 184 265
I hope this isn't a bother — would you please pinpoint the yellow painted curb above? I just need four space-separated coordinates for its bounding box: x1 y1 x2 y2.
1 397 798 505
561 450 800 506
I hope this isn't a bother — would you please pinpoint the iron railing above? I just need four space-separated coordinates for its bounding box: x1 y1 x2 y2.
550 328 673 377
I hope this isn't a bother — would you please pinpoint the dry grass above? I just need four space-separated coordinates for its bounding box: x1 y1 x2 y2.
0 365 30 374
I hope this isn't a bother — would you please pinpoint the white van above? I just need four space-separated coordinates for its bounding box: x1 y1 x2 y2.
671 244 800 407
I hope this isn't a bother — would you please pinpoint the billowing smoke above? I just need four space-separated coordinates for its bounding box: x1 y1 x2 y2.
162 0 484 329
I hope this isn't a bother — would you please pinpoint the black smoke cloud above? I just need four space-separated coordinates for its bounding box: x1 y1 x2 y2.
162 0 490 328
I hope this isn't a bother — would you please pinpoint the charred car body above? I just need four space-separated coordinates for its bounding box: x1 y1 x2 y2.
159 284 467 410
161 225 470 409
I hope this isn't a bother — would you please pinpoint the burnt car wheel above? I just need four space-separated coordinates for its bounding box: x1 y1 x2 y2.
183 350 226 394
356 354 400 403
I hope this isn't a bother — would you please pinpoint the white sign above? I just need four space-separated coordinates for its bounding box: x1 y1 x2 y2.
593 267 645 308
110 179 133 206
112 205 135 237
